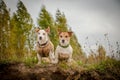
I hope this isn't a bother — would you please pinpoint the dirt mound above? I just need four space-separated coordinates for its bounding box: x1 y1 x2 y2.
0 62 120 80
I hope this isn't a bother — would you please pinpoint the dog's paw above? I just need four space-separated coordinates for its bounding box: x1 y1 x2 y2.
50 59 58 64
37 61 41 65
67 59 77 66
68 58 72 63
42 57 50 63
51 61 57 64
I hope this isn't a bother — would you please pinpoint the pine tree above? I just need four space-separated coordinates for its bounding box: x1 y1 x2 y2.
37 5 57 47
9 13 18 56
37 5 54 28
10 0 33 58
0 0 10 59
55 9 68 31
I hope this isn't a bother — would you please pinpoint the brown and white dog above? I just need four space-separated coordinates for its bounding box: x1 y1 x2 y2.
55 30 73 63
35 27 55 64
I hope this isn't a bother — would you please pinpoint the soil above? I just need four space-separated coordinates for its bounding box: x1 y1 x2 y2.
0 62 120 80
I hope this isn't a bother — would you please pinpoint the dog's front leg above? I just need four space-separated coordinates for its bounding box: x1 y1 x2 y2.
68 53 72 63
54 51 59 64
37 53 41 64
49 51 56 64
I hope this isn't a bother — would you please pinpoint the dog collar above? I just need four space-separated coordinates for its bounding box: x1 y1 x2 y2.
59 44 69 48
37 41 49 47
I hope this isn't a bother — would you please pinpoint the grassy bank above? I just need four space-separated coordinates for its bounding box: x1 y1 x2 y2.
0 58 120 80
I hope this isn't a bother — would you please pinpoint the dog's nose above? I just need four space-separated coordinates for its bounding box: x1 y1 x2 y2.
39 37 42 40
62 40 65 43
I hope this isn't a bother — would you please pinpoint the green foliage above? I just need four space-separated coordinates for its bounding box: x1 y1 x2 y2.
86 58 120 73
24 56 37 67
37 5 53 28
77 60 83 66
10 0 34 58
70 34 83 60
0 0 10 60
94 61 108 71
58 62 69 69
0 0 35 62
55 9 67 31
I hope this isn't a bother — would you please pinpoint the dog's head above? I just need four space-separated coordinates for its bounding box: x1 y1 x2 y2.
35 27 50 44
58 30 73 46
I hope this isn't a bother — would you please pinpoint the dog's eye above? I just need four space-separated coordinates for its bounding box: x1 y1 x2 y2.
60 35 62 38
43 33 45 35
65 36 68 38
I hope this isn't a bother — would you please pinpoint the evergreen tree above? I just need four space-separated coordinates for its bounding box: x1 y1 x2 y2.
0 0 10 59
9 13 18 56
37 5 54 28
55 9 67 31
37 5 57 47
10 0 33 58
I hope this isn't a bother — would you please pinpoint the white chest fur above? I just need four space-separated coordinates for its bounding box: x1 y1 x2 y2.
55 45 73 63
56 45 73 54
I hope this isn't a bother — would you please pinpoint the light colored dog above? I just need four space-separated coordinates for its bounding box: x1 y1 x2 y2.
35 27 55 64
55 30 73 63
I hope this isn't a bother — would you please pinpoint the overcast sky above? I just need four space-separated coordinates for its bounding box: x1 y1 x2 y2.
4 0 120 56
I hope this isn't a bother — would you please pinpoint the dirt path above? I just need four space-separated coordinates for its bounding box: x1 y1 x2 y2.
0 62 120 80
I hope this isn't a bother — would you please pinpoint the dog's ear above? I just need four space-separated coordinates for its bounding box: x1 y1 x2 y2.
57 28 61 35
68 31 73 37
45 27 50 34
35 28 40 33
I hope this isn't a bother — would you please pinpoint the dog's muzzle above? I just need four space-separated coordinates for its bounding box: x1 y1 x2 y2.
39 36 42 40
62 40 65 43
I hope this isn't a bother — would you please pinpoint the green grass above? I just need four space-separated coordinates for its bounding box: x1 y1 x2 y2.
58 61 69 69
24 56 38 67
85 58 120 72
0 52 120 73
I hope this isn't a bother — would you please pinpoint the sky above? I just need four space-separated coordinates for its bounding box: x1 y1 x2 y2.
4 0 120 57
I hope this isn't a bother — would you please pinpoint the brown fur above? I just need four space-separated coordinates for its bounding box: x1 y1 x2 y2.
59 32 73 41
58 53 69 61
35 28 40 32
36 41 54 57
58 31 73 37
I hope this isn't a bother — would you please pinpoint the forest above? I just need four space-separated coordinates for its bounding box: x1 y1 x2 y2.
0 0 120 80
